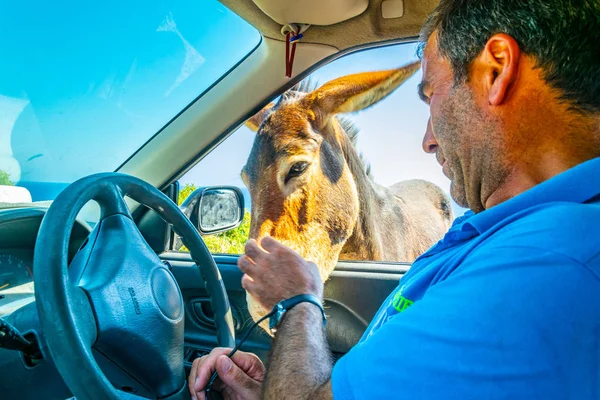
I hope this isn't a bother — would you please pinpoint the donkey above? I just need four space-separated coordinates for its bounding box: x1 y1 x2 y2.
241 61 453 325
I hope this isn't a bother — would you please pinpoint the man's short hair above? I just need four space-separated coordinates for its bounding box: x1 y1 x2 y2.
419 0 600 114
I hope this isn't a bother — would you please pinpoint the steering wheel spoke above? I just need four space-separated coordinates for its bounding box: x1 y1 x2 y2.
94 181 132 219
69 285 98 347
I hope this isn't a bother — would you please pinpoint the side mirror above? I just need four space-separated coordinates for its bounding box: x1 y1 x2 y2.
180 186 245 235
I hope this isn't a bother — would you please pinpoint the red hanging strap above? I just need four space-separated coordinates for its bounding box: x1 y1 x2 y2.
285 31 301 78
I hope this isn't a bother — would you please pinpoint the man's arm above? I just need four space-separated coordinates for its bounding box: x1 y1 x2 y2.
262 303 333 400
238 237 334 400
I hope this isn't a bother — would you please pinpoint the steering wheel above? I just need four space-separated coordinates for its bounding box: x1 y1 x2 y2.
33 173 235 399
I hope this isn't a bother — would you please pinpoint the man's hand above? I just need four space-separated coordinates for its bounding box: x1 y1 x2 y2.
237 237 333 399
188 347 265 400
238 237 324 310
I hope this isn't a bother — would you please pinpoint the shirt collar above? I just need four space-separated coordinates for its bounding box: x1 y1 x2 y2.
465 157 600 234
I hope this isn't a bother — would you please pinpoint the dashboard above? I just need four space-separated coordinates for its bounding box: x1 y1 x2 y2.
0 249 34 317
0 206 91 318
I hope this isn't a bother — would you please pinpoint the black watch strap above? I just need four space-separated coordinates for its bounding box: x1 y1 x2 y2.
268 294 327 333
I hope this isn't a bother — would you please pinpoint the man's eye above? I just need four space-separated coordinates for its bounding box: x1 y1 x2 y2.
285 162 309 183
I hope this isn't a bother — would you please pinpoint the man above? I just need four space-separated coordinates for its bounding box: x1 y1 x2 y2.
189 0 600 398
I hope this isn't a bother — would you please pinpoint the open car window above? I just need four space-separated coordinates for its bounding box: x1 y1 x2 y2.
0 1 260 202
176 42 468 262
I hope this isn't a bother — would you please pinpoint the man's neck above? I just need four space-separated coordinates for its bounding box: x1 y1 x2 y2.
484 134 600 210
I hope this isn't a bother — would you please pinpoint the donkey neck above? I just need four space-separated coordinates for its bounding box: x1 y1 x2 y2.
331 120 409 261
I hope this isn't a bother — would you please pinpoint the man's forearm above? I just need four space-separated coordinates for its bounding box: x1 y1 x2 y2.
262 303 333 400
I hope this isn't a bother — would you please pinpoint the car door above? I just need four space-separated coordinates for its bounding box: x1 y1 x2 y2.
159 252 408 369
151 41 466 372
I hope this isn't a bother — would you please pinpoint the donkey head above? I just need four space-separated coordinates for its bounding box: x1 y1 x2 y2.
241 62 420 323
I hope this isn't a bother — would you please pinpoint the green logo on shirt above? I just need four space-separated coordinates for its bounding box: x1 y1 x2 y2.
392 286 413 313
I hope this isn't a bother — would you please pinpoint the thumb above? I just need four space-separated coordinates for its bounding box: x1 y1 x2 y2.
217 355 260 397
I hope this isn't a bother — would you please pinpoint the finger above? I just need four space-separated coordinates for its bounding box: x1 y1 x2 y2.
241 274 257 293
191 348 232 397
188 357 201 400
238 255 257 275
260 236 285 252
230 351 266 382
216 355 262 398
194 348 231 392
245 239 268 261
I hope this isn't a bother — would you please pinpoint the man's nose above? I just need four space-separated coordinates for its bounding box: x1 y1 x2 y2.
422 118 438 154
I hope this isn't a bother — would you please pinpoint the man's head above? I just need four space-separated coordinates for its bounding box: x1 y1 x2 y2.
418 0 600 212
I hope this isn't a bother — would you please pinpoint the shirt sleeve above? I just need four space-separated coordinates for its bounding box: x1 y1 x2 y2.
331 245 600 400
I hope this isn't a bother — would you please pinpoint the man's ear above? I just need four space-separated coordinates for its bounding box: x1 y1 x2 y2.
245 103 275 132
480 33 521 106
308 61 420 115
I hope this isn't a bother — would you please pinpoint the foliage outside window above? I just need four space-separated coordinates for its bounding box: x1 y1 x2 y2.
0 171 13 186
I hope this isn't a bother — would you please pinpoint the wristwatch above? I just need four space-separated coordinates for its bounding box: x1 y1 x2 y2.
268 294 327 334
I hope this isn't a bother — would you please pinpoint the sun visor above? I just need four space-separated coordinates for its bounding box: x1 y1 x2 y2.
251 0 369 26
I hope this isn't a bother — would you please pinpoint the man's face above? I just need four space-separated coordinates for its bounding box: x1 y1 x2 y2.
419 33 510 213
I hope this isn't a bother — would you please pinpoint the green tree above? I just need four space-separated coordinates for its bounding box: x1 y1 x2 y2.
0 170 14 186
203 211 251 254
177 183 198 205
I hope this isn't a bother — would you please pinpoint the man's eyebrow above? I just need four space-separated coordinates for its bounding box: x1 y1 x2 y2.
417 81 430 103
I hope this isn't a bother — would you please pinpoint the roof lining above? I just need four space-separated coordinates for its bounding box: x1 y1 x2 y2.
220 0 439 50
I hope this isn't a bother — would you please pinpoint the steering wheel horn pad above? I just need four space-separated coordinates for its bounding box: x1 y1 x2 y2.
151 266 184 321
34 173 235 400
69 213 185 397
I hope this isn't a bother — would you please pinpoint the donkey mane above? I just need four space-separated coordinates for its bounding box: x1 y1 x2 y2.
287 78 373 178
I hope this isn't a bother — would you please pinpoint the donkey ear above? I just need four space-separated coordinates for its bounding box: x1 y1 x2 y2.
245 103 275 132
310 61 421 115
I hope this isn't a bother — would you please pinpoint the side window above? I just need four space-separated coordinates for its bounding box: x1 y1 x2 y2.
176 125 254 254
176 42 466 262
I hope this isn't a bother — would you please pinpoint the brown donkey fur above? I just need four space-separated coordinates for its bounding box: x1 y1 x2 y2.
241 62 453 323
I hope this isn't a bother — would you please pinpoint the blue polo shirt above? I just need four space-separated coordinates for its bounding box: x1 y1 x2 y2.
332 157 600 399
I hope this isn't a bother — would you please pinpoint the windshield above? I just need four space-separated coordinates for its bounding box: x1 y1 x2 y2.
0 1 260 201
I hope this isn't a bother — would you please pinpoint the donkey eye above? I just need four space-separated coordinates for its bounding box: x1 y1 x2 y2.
285 162 309 183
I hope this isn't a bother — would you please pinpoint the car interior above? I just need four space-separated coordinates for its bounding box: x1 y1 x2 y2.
0 0 440 398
